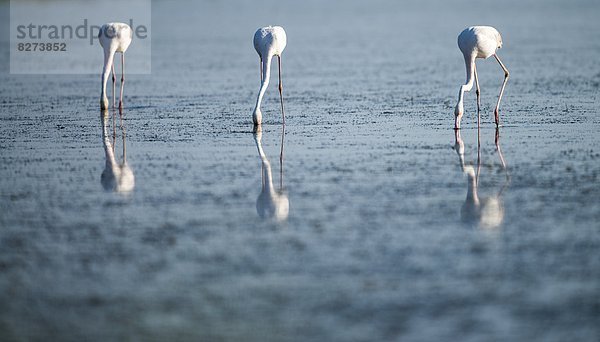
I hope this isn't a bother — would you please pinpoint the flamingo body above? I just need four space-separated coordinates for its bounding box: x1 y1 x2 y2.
458 26 502 60
252 26 287 125
99 23 132 110
454 26 509 129
254 26 287 57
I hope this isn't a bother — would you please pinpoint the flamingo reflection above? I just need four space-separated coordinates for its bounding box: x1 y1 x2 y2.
100 109 134 193
253 126 289 221
455 128 509 229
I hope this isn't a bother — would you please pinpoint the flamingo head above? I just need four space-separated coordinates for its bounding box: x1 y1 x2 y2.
496 33 503 49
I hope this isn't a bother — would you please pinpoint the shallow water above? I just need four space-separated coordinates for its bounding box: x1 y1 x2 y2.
1 0 599 341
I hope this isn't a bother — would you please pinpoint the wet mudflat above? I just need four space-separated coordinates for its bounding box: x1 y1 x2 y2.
0 0 599 341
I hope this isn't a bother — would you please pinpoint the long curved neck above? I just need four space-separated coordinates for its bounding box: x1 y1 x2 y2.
464 54 475 87
457 54 475 103
101 49 115 101
254 54 273 112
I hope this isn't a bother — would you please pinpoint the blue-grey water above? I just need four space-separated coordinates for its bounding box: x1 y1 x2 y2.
1 0 599 341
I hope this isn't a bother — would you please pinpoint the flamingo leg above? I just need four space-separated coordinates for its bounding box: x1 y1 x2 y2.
112 107 116 152
474 64 481 126
493 54 509 127
119 53 125 110
111 61 116 151
476 123 481 186
278 55 285 126
111 62 116 109
279 122 285 188
260 56 263 83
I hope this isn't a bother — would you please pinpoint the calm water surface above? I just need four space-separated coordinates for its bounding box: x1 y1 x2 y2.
0 0 599 341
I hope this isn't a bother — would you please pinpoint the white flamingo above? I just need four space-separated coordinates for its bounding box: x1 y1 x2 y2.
99 23 132 110
252 26 287 126
454 26 509 129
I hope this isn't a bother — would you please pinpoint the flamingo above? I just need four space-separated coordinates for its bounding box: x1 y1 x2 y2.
253 126 289 221
99 23 132 110
252 26 287 126
100 109 135 193
454 26 509 129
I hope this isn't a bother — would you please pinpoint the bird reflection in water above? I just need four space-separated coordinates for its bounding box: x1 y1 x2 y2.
455 128 509 229
253 125 289 221
100 109 134 193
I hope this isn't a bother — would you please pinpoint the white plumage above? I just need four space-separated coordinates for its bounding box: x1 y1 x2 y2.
454 26 509 129
99 22 133 110
252 26 287 126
